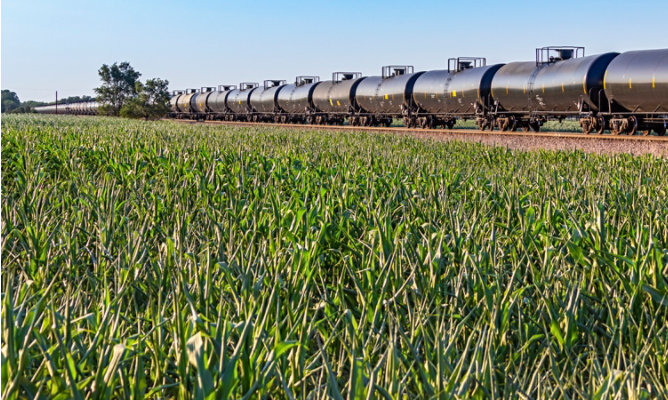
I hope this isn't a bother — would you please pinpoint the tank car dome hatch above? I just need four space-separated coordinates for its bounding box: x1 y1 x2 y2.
382 66 414 79
339 73 359 81
240 82 259 90
448 57 487 72
264 80 286 89
557 49 574 60
296 76 319 86
536 46 585 65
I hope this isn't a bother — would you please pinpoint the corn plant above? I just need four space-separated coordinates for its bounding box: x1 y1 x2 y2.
1 114 667 399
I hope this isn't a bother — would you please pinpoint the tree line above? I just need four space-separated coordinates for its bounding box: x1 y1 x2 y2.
2 92 97 113
3 62 171 119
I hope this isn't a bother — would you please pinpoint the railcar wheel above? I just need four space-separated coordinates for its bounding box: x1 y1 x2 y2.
581 118 593 134
628 116 638 135
595 117 605 134
510 117 518 132
529 121 541 132
476 117 487 131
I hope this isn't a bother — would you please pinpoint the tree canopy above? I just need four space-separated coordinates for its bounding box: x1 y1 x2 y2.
120 78 171 120
2 90 21 113
1 90 46 113
94 62 141 116
48 95 95 105
95 62 170 119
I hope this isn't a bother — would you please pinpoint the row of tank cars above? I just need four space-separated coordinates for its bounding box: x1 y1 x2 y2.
35 47 667 135
34 102 100 115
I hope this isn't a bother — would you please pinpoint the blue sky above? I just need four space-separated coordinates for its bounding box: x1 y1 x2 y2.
2 0 667 102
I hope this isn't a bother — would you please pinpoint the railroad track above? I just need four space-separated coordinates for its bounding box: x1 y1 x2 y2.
172 119 668 142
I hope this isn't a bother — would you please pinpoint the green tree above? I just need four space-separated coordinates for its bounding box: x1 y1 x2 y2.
8 100 47 114
120 78 170 120
2 90 21 113
94 62 141 116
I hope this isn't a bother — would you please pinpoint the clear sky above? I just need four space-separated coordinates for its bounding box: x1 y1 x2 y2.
2 0 667 102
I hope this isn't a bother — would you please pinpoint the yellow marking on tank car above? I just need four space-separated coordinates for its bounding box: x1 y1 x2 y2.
561 83 565 93
384 94 389 100
523 85 526 94
652 76 655 88
452 90 457 97
542 84 545 94
628 78 632 89
603 71 607 90
506 86 509 95
336 100 341 106
329 98 333 106
583 76 587 94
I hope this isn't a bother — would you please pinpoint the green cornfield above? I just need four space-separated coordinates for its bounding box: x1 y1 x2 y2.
2 114 667 399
